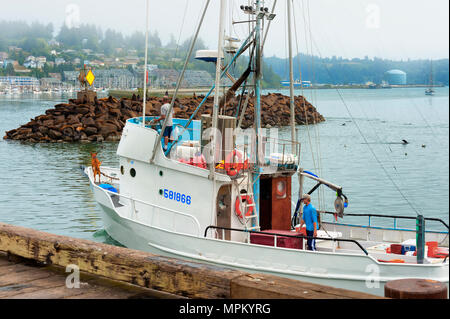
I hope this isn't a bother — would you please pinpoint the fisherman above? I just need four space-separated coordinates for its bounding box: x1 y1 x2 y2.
298 194 318 251
151 95 173 152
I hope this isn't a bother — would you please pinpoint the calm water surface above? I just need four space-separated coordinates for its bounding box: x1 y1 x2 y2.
0 88 448 243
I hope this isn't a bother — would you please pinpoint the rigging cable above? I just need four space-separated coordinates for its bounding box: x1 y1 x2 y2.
306 0 326 212
307 34 422 216
172 0 190 72
296 0 323 211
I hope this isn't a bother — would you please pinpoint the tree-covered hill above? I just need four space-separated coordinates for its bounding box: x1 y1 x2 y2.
265 54 449 86
1 20 447 88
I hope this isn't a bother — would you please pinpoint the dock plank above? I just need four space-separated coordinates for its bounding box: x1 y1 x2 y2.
0 276 62 299
0 267 53 288
0 254 171 299
0 255 162 299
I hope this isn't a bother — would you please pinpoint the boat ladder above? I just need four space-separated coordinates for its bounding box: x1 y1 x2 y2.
242 173 260 232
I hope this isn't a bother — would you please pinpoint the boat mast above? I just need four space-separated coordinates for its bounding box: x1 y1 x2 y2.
287 0 297 151
253 0 262 221
210 0 227 180
142 0 150 127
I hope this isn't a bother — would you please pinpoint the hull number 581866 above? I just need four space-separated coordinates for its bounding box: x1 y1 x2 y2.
163 189 192 205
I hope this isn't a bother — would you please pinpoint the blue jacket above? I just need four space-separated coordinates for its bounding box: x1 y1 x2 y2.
302 203 318 231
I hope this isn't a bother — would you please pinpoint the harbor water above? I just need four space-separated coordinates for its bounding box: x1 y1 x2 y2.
0 87 448 244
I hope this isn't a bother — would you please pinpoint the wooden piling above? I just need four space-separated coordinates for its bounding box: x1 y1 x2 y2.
0 222 381 299
385 279 448 299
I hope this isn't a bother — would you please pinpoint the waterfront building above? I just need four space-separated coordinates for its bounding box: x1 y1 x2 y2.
149 69 226 88
149 69 179 88
0 76 39 87
92 69 139 89
280 80 312 88
63 71 79 85
40 77 62 89
49 73 62 81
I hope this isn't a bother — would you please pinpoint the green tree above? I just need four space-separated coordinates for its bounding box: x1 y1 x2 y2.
5 63 15 76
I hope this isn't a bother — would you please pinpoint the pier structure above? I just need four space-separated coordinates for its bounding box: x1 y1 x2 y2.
0 223 381 299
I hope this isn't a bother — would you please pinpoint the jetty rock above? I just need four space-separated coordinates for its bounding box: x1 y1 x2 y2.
3 93 324 143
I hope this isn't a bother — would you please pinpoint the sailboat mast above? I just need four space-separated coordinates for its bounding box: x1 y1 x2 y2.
430 60 433 88
287 0 297 151
142 0 150 127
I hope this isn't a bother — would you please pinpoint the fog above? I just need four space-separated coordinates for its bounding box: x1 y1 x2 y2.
0 0 448 60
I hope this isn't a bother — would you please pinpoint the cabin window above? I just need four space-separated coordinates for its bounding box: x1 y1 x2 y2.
130 168 136 178
159 170 163 177
276 180 286 199
120 166 124 175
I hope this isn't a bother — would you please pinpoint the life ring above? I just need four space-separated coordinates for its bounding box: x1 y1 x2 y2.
225 149 247 177
235 194 254 219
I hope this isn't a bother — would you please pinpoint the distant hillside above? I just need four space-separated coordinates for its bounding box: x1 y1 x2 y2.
1 20 447 88
265 54 449 86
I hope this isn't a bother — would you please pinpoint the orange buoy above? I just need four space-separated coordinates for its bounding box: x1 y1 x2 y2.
235 195 254 219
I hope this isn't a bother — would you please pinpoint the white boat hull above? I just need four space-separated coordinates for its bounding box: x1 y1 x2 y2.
89 174 449 297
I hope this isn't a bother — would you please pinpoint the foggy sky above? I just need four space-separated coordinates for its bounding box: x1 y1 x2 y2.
1 0 448 60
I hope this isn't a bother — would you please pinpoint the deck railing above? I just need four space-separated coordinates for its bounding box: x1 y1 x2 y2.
204 225 369 256
96 183 202 237
319 211 449 232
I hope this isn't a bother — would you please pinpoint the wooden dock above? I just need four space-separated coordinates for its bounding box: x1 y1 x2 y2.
0 252 177 299
0 222 382 299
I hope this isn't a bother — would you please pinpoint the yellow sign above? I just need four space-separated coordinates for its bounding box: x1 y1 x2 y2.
86 70 95 86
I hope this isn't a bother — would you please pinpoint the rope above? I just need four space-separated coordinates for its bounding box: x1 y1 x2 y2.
100 171 119 181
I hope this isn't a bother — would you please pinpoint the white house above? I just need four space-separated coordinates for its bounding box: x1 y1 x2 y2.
24 60 37 68
55 58 66 66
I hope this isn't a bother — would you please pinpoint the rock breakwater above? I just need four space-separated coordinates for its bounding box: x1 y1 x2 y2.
4 93 324 143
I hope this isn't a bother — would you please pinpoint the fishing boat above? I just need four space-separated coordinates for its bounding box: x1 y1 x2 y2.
84 1 448 296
